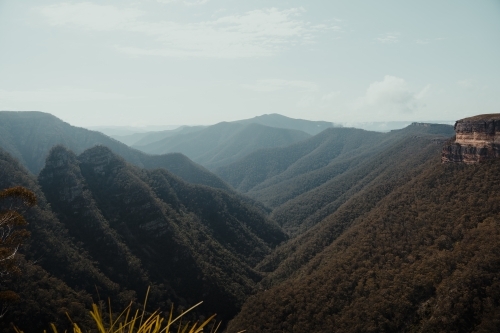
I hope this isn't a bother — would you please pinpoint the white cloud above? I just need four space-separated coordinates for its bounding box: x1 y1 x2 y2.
358 75 429 113
0 88 135 103
241 79 318 92
376 32 400 44
38 3 336 58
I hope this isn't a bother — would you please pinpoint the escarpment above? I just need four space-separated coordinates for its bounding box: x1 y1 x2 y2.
442 114 500 163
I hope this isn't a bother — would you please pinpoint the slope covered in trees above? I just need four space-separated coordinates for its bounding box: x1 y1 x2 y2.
2 111 494 333
227 151 500 332
217 124 453 196
0 149 114 331
216 127 384 195
133 122 311 170
0 111 228 190
216 123 454 235
0 145 286 331
254 135 448 287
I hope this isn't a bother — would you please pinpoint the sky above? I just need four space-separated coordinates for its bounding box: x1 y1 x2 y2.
0 0 499 128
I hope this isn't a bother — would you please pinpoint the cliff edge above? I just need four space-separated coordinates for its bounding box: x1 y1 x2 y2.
442 113 500 163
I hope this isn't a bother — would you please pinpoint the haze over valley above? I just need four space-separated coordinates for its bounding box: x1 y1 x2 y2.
1 1 500 332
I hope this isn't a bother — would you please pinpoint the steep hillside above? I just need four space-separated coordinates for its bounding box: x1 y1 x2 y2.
37 145 286 320
228 153 500 333
256 135 446 286
0 149 116 331
218 124 453 195
216 124 454 236
216 127 384 195
0 144 286 330
269 133 447 235
133 122 311 169
0 111 228 190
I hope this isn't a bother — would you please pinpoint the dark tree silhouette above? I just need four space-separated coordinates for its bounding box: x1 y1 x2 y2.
0 186 36 318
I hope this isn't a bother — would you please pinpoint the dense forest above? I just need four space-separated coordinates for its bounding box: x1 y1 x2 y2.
0 144 285 331
216 123 454 235
1 111 499 332
227 156 500 332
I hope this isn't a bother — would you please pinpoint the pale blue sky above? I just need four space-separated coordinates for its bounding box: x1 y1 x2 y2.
0 0 499 127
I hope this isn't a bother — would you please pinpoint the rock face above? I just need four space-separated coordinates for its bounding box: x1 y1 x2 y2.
442 114 500 163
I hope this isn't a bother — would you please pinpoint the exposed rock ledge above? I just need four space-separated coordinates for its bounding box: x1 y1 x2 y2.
442 114 500 164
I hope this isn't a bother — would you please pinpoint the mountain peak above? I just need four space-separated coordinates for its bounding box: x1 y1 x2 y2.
44 145 78 169
234 113 335 135
78 145 127 178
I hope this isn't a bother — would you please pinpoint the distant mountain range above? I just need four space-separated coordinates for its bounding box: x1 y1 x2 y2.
1 110 499 332
0 111 228 190
216 123 455 235
109 114 337 170
133 122 312 170
89 125 180 137
114 125 207 146
232 114 337 135
340 120 454 132
111 113 335 146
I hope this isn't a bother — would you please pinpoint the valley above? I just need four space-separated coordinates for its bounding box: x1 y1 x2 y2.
2 2 497 331
1 111 499 333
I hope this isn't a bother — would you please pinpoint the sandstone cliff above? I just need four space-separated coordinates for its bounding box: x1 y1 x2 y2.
442 114 500 163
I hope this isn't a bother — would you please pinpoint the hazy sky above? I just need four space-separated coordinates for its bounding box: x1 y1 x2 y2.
1 0 499 127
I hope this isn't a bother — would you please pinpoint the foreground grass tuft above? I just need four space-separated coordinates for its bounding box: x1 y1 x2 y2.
14 287 245 333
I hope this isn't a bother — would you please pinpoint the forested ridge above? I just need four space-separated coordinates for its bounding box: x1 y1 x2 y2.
256 134 448 286
0 111 229 190
216 123 454 236
0 145 286 331
227 154 500 332
1 111 499 333
133 122 311 170
216 124 453 204
0 149 105 331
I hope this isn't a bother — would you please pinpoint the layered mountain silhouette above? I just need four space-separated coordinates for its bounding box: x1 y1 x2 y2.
113 113 333 148
112 125 207 146
0 145 286 331
216 123 455 235
0 111 228 190
2 111 500 333
132 122 311 170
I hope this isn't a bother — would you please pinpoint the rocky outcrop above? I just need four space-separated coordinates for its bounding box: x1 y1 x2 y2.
442 114 500 163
